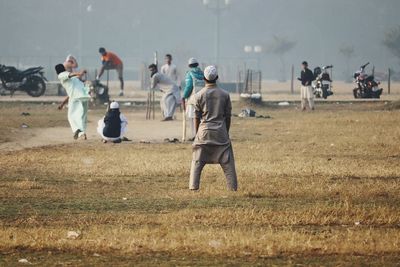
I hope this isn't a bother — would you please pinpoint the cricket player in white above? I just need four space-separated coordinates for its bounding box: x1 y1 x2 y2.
56 64 90 140
189 66 238 191
149 64 181 121
160 54 179 83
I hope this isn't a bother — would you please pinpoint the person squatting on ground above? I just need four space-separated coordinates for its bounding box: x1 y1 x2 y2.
298 61 315 111
160 54 179 83
97 47 124 96
148 63 181 121
55 64 90 140
182 58 204 141
189 65 238 191
97 101 128 143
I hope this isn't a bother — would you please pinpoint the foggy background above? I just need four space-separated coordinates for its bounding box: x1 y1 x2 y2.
0 0 399 81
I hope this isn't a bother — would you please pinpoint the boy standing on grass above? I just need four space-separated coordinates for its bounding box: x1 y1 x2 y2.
56 64 90 140
189 66 238 191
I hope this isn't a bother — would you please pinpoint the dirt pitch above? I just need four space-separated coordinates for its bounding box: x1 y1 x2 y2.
0 101 400 266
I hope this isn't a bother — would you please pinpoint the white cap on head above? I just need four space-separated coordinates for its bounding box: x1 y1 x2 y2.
110 101 119 109
204 65 218 81
188 58 198 65
65 54 74 61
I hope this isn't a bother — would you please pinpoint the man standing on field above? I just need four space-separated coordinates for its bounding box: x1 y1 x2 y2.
97 47 124 96
298 61 315 111
160 54 179 83
148 64 181 121
182 57 204 141
56 64 90 140
189 65 238 191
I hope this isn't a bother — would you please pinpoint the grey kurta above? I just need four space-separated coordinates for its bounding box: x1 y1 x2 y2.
193 84 232 163
189 83 237 191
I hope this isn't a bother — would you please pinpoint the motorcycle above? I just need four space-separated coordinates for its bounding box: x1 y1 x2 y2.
353 62 383 99
312 65 334 99
89 79 110 105
0 64 47 97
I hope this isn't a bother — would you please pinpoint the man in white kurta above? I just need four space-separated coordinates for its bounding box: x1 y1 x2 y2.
189 66 238 191
55 64 90 140
149 64 181 121
160 54 179 83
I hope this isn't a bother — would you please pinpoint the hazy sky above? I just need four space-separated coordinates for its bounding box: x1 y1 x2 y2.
0 0 399 80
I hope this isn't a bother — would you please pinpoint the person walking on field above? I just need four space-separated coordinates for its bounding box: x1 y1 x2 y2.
182 58 204 141
160 54 179 83
298 61 315 111
55 64 90 140
148 63 181 121
96 47 124 97
189 65 238 191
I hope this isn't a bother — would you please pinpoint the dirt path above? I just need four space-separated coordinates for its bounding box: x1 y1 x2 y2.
0 112 184 152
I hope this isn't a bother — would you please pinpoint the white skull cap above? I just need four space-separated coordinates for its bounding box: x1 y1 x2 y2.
110 101 119 109
188 58 198 65
204 65 218 81
65 54 75 61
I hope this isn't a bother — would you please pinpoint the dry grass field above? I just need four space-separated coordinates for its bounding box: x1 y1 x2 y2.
0 101 400 266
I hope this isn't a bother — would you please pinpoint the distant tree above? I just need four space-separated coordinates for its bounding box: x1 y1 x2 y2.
383 25 400 65
339 45 355 82
264 36 296 82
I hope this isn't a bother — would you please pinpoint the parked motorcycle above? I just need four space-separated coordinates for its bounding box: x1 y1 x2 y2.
0 64 47 97
353 62 383 99
312 65 334 99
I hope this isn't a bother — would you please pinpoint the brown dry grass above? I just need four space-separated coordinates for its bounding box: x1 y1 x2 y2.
0 102 400 266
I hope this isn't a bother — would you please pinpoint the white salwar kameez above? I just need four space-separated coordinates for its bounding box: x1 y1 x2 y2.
160 63 178 83
58 71 90 136
300 85 314 110
150 73 181 118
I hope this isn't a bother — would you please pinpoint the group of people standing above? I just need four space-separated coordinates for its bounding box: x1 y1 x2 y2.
54 52 238 191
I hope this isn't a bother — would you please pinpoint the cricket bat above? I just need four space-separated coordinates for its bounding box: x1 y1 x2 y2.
182 108 187 142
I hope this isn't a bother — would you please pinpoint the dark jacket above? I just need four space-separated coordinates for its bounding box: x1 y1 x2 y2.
299 68 315 86
103 109 122 138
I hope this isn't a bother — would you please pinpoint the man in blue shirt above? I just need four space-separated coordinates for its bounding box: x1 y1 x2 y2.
182 58 204 141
